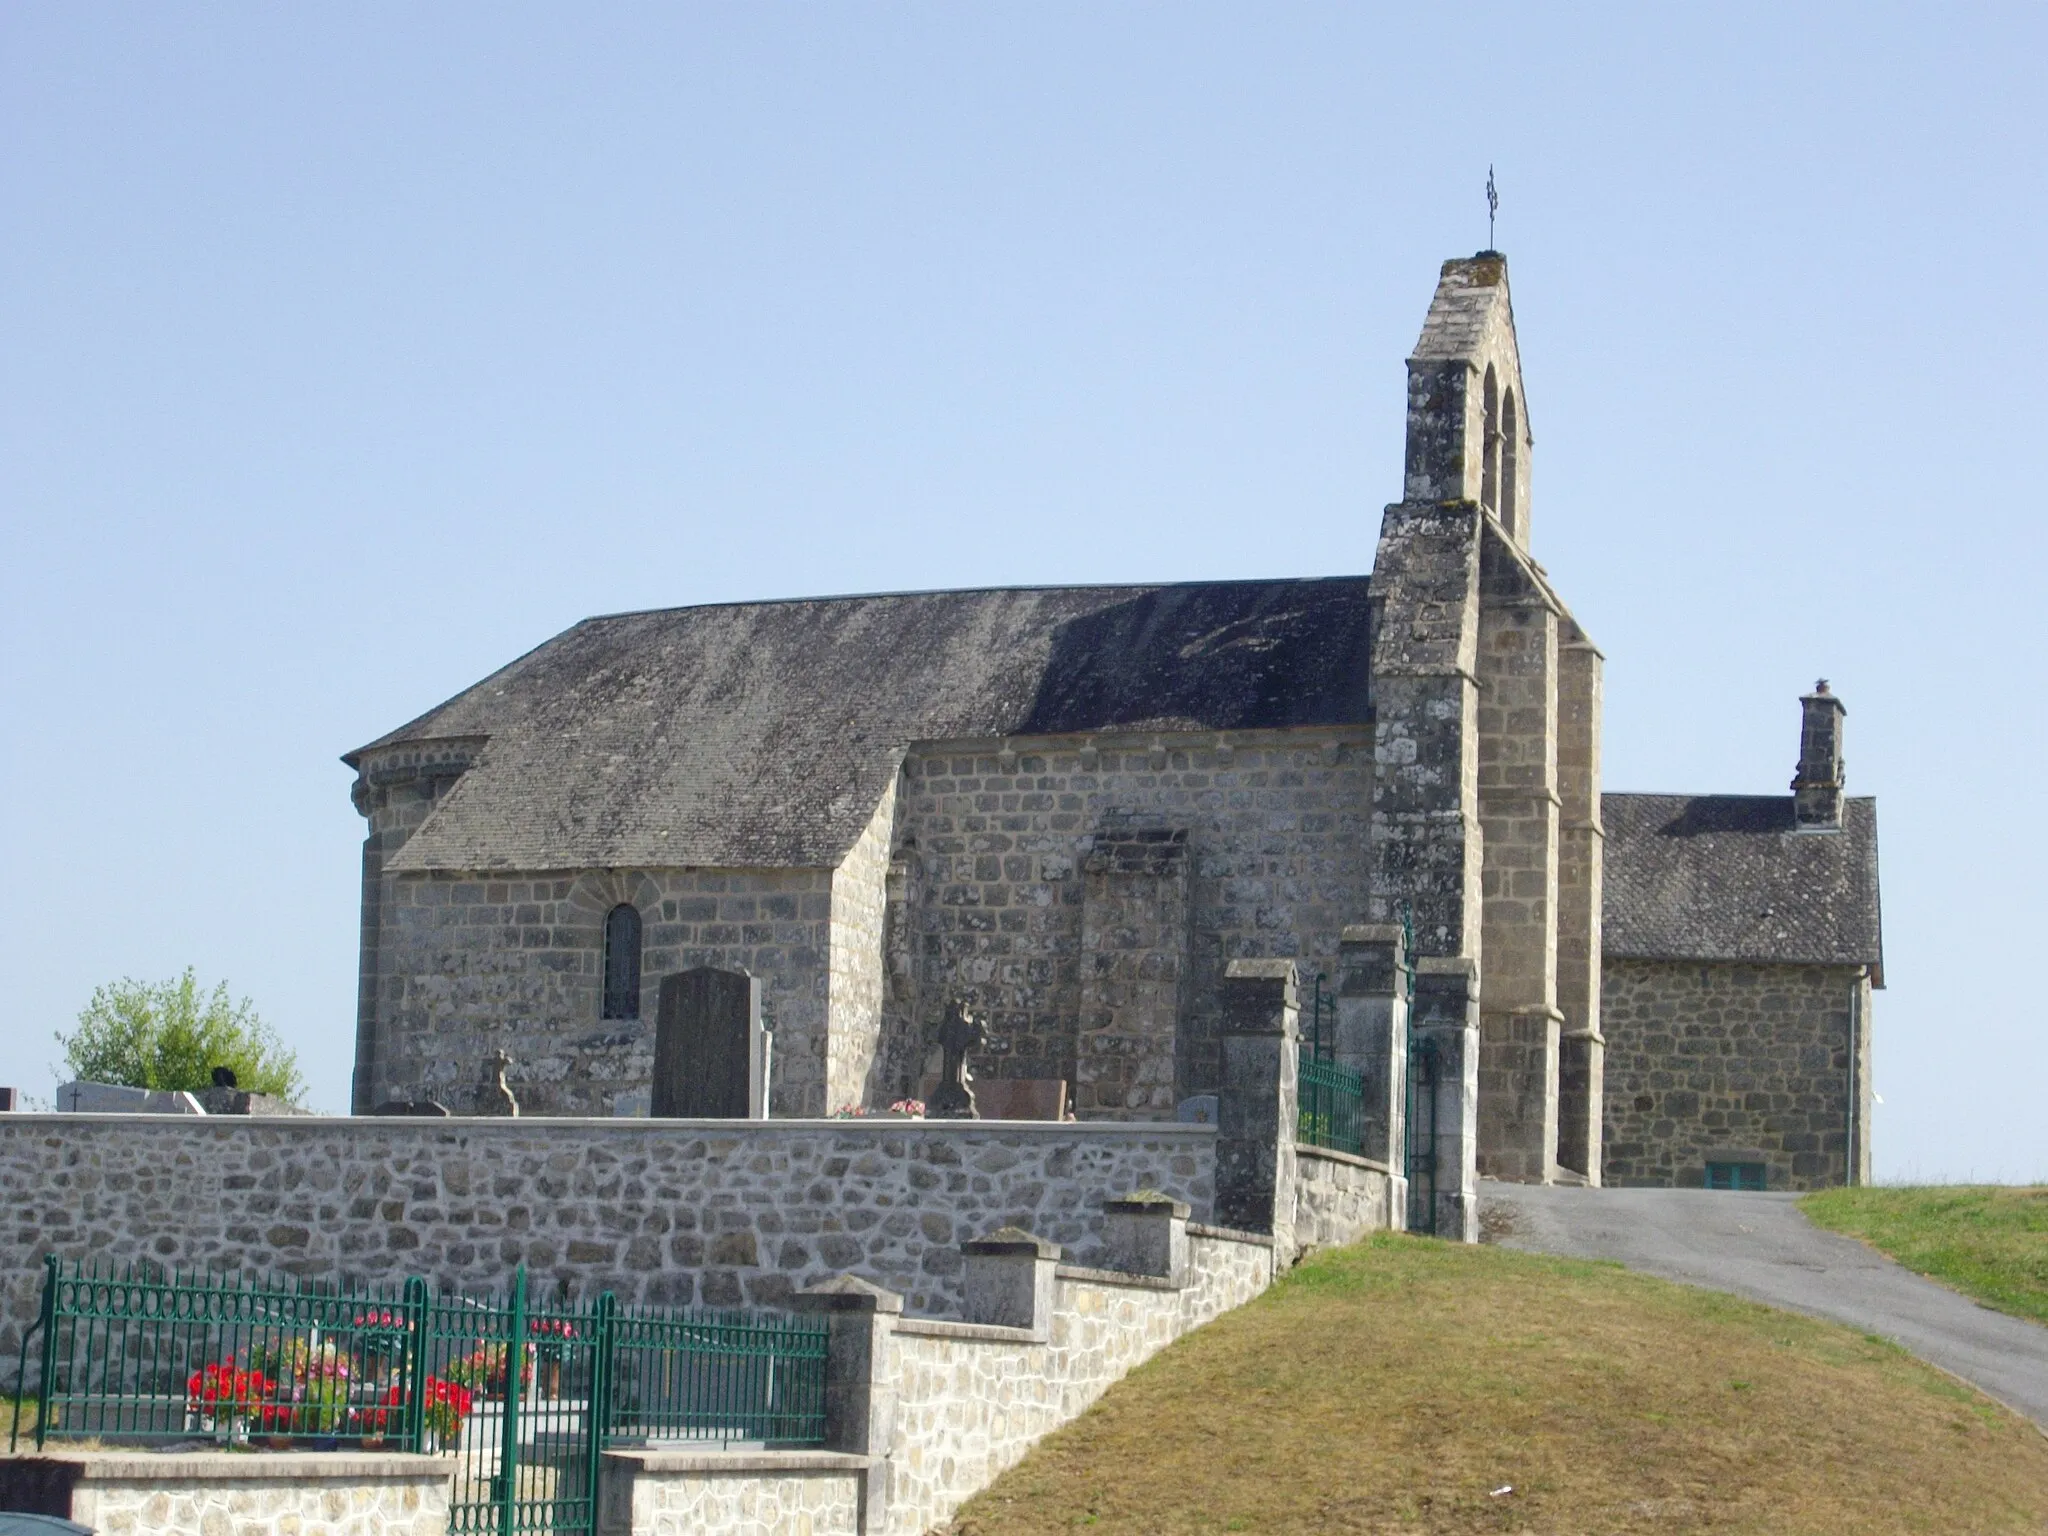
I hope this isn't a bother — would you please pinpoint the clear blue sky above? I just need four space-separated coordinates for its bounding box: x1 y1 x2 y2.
3 5 2041 1179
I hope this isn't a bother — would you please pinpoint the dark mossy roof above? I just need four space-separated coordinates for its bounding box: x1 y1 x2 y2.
1601 794 1883 982
350 578 1374 873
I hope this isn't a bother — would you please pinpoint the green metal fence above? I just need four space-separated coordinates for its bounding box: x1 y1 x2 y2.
7 1256 422 1452
1298 1054 1366 1155
609 1304 826 1448
1296 971 1367 1156
10 1255 829 1536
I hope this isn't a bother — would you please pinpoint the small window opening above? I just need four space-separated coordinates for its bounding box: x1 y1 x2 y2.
1480 365 1500 512
602 903 643 1020
1704 1161 1767 1192
1500 388 1519 538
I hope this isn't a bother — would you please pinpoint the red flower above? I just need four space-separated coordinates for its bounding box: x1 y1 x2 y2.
185 1362 276 1419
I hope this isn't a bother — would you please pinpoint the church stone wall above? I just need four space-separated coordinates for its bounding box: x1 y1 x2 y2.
1600 958 1864 1189
887 728 1375 1111
363 866 836 1118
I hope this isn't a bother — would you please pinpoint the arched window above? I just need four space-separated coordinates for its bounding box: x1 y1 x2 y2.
1500 388 1519 538
1481 365 1500 513
602 903 642 1020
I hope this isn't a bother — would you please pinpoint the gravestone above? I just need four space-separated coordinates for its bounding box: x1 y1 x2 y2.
653 966 764 1118
974 1078 1067 1121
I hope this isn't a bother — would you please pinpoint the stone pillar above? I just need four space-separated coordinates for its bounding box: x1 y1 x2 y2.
1410 957 1480 1243
1337 925 1409 1187
961 1227 1060 1338
1475 543 1562 1186
1076 830 1192 1117
1216 959 1300 1251
1555 630 1604 1183
793 1274 902 1535
1367 503 1484 966
1101 1197 1190 1283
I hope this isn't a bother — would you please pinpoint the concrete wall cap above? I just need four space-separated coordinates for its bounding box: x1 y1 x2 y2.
1415 956 1479 979
601 1449 873 1475
1102 1197 1190 1218
961 1225 1061 1258
792 1273 905 1314
2 1450 448 1481
1223 959 1299 981
1340 925 1406 945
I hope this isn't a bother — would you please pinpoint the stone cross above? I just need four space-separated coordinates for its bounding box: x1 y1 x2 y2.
479 1049 520 1117
928 998 986 1120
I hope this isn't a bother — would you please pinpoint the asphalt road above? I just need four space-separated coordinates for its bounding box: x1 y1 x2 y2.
1477 1180 2048 1430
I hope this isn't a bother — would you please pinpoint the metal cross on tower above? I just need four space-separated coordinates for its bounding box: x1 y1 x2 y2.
1486 165 1499 250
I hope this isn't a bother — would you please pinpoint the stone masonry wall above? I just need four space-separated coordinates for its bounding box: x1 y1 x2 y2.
882 1230 1274 1536
352 739 485 1114
828 778 899 1114
1076 829 1190 1117
1601 959 1862 1189
1474 529 1562 1187
0 1118 1217 1364
598 1455 863 1536
888 728 1375 1109
364 866 836 1118
0 1451 452 1536
1292 1146 1397 1253
1554 632 1604 1180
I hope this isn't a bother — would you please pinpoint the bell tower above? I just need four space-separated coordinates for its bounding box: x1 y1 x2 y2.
1371 251 1605 1229
1402 252 1535 548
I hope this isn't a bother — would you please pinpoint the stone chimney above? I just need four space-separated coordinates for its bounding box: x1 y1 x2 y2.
1791 680 1846 830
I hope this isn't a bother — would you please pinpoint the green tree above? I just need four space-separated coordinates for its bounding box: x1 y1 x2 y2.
57 970 304 1102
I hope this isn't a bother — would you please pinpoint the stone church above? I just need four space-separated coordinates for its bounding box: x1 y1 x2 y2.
345 251 1882 1216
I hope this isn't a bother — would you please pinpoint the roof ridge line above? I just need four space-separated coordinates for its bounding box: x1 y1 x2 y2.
576 572 1373 626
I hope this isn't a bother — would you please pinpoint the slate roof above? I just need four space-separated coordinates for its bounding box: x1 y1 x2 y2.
349 578 1375 874
1601 793 1883 982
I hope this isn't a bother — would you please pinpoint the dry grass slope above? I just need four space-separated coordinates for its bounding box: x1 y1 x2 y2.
943 1234 2048 1536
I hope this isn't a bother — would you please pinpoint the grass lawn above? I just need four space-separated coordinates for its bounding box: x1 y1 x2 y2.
1800 1185 2048 1325
943 1235 2048 1536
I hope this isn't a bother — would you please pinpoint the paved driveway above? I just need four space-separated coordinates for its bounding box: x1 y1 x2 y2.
1478 1180 2048 1430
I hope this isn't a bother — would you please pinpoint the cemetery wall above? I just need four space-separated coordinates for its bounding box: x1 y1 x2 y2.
597 1452 866 1536
0 1450 451 1536
1291 1145 1399 1253
879 1226 1274 1535
0 1116 1217 1363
